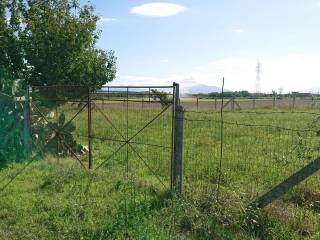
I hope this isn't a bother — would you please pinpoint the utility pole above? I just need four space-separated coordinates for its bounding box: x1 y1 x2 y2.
255 61 262 95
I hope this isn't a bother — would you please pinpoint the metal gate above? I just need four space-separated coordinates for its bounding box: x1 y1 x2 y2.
90 84 179 193
0 83 181 198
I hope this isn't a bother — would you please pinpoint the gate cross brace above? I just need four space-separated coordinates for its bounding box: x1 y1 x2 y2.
32 102 88 170
92 101 172 187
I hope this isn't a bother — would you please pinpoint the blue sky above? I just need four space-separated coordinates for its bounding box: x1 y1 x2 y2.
82 0 320 93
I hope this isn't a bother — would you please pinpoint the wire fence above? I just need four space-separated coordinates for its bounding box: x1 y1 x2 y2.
182 97 320 111
0 85 179 237
1 86 320 237
2 88 320 202
183 109 320 205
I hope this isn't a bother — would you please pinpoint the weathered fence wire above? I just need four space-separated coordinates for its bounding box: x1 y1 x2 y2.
183 109 320 206
181 96 320 111
1 85 320 238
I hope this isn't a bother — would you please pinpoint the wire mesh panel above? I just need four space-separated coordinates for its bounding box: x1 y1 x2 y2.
29 85 90 168
2 84 320 238
87 86 176 237
91 86 174 189
183 110 320 205
181 97 320 111
0 85 178 239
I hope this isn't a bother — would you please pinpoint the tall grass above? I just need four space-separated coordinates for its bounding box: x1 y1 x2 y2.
0 105 319 239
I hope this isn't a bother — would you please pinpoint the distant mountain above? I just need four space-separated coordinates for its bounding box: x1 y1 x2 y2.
182 84 224 95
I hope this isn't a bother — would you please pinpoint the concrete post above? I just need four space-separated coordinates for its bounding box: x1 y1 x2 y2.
173 105 184 194
171 83 184 194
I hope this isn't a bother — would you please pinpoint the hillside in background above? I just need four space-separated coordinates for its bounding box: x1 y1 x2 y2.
181 84 225 94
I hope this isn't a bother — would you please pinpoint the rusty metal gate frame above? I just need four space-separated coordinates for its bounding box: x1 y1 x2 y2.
29 86 93 170
90 84 178 191
0 84 179 193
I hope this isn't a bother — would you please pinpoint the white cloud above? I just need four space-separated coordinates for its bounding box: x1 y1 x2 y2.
130 2 187 17
114 54 320 93
234 28 244 33
98 17 119 23
160 59 169 63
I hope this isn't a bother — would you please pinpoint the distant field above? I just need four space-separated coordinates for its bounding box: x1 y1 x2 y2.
181 97 320 110
0 105 320 239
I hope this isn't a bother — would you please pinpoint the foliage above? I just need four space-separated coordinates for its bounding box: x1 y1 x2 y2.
151 89 171 107
1 0 117 89
0 93 28 165
1 0 117 160
0 0 25 80
37 111 83 156
21 0 116 88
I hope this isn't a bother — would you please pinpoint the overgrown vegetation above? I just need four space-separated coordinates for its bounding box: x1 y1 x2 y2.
0 0 117 164
0 0 116 88
151 89 171 107
0 92 27 165
0 107 319 239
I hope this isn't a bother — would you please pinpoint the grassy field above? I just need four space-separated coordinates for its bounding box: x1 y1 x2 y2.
0 104 320 239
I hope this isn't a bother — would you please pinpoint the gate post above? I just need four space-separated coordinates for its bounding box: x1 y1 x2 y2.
172 83 184 194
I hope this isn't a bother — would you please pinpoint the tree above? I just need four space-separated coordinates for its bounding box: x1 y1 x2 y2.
0 0 25 94
1 0 116 89
0 0 117 163
22 0 116 88
151 90 171 108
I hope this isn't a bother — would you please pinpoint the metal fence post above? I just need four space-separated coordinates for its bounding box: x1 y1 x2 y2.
231 97 235 112
172 83 184 193
196 97 199 111
312 96 315 109
214 97 217 110
23 86 31 156
88 87 93 169
273 94 276 108
142 95 144 108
